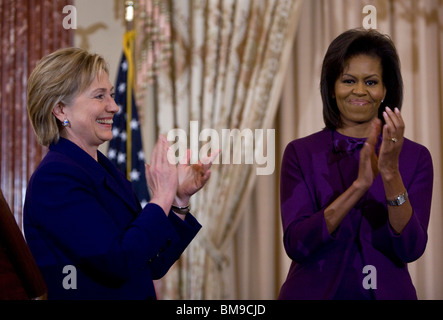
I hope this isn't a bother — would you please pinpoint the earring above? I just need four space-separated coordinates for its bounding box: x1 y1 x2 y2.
62 119 70 127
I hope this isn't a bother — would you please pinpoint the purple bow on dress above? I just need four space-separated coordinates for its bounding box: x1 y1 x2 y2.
333 137 366 155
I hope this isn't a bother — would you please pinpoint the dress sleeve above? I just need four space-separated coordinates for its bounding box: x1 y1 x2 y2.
388 146 434 263
280 142 335 263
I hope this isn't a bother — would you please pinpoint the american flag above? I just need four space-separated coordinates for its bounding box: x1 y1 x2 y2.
107 52 150 208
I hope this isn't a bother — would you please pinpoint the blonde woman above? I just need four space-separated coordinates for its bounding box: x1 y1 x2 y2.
24 47 214 300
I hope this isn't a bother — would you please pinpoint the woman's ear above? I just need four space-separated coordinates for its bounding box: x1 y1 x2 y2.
52 103 66 122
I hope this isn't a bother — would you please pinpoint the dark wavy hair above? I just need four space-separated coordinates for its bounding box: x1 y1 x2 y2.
320 28 403 130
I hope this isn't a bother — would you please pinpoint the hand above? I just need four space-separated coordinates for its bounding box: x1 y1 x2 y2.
378 107 405 179
355 117 381 190
145 136 178 215
174 149 219 206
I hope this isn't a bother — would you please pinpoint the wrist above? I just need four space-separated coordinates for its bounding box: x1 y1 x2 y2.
386 190 408 206
380 169 401 183
352 179 371 193
173 195 190 207
150 194 174 216
171 203 190 215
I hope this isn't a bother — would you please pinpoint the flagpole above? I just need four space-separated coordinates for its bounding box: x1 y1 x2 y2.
124 1 135 180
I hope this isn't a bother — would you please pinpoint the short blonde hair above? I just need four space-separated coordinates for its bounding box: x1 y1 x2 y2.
27 47 109 146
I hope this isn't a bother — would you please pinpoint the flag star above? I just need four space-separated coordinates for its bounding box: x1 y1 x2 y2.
130 169 140 181
118 82 126 94
112 127 120 137
121 60 128 71
117 153 126 164
108 148 117 159
130 118 139 130
117 105 123 115
137 150 145 161
140 199 148 208
120 131 127 141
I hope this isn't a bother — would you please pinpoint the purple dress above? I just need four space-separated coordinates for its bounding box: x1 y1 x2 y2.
278 129 433 300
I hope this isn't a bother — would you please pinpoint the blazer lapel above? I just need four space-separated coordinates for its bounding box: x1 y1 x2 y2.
49 138 141 217
97 151 142 217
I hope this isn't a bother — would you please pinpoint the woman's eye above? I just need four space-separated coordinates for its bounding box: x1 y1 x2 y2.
366 80 378 86
342 79 354 84
110 93 116 99
96 94 105 99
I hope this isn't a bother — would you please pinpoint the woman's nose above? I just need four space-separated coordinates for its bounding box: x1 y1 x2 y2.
108 97 120 114
353 81 366 95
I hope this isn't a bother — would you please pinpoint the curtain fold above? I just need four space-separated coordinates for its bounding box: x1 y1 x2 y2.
135 0 304 299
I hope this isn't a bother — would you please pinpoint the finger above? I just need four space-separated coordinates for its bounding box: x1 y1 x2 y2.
150 137 163 167
202 170 211 183
384 107 401 131
200 149 220 167
361 139 374 159
164 143 177 167
152 136 172 168
178 149 191 166
158 136 172 166
366 118 381 147
383 109 396 138
370 148 379 175
382 124 392 145
210 149 221 162
144 163 152 180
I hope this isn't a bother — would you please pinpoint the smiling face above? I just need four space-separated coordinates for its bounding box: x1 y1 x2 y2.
53 71 119 159
334 54 386 136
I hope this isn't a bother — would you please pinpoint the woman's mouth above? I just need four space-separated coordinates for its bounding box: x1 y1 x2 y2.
349 99 370 106
96 118 113 126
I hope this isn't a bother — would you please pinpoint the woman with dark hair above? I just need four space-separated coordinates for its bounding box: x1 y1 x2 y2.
278 28 433 300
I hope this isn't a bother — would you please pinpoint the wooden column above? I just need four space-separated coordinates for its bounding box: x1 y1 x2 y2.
0 0 73 229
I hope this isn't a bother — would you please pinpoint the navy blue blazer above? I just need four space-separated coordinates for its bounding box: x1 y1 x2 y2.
24 137 201 300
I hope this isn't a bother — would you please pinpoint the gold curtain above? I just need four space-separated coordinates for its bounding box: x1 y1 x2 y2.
135 0 304 299
249 0 443 299
0 0 73 229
